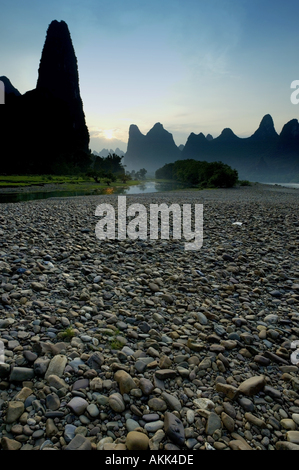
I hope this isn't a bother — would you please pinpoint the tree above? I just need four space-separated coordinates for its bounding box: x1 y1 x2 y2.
136 168 147 180
155 159 238 188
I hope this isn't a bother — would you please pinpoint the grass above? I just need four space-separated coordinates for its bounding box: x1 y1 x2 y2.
105 328 123 350
58 327 76 342
0 174 141 191
110 339 124 350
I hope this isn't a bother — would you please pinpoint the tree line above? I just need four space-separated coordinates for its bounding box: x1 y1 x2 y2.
155 159 239 188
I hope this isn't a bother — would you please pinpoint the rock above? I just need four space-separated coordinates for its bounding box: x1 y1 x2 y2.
215 382 239 400
206 412 222 435
90 377 103 392
67 397 88 416
238 397 255 412
286 431 299 444
126 431 149 450
46 418 59 438
108 393 125 413
159 355 172 369
126 419 140 432
64 424 77 443
9 367 34 382
245 412 267 428
221 412 235 432
5 401 25 424
46 393 61 411
281 419 296 430
276 441 299 451
198 357 212 370
87 352 105 370
87 404 100 418
139 378 154 395
148 397 167 411
14 387 33 402
144 421 164 433
114 370 136 394
149 429 165 450
1 437 22 450
161 392 182 411
65 434 92 451
45 355 67 380
193 398 215 410
238 375 266 396
164 412 185 447
47 374 69 390
155 369 177 380
0 363 10 378
229 439 253 450
34 357 51 376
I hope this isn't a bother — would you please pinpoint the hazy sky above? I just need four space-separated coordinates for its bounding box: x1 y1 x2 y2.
1 0 299 152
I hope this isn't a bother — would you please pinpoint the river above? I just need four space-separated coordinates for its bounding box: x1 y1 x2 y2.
0 181 187 204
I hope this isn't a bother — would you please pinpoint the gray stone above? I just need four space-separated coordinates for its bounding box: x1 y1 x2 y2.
45 354 67 381
126 418 140 432
64 424 77 443
164 412 185 447
206 412 222 435
144 420 164 433
46 393 61 411
67 397 88 416
5 401 25 424
238 375 266 396
108 393 125 413
65 434 92 450
87 404 100 418
10 367 34 382
161 392 182 411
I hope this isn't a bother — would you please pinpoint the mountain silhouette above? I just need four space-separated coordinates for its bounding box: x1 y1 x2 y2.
125 115 299 181
1 20 90 174
125 122 181 173
180 114 293 181
0 76 21 103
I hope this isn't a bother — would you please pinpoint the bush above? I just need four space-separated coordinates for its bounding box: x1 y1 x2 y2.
156 159 238 188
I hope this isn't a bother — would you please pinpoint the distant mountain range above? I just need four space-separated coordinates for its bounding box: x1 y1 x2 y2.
93 148 125 158
124 115 299 182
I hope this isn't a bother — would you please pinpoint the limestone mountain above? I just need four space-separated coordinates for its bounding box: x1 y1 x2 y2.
0 76 21 102
124 122 181 173
125 114 299 181
181 114 299 181
1 20 90 174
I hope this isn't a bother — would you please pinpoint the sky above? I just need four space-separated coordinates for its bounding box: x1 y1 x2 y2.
1 0 299 153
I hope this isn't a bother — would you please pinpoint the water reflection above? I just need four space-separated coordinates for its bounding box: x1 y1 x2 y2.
0 181 187 204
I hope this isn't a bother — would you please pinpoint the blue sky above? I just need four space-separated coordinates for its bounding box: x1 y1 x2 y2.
1 0 299 152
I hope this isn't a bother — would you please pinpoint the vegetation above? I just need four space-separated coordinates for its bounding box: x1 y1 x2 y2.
58 327 76 342
126 168 148 180
0 153 143 192
155 159 239 188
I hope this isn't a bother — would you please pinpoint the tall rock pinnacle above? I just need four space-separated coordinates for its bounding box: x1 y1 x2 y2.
37 20 89 151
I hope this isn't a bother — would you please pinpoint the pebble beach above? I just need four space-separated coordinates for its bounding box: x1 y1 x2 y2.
0 182 299 451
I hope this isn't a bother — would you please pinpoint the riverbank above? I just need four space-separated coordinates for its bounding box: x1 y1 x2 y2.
0 183 299 451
